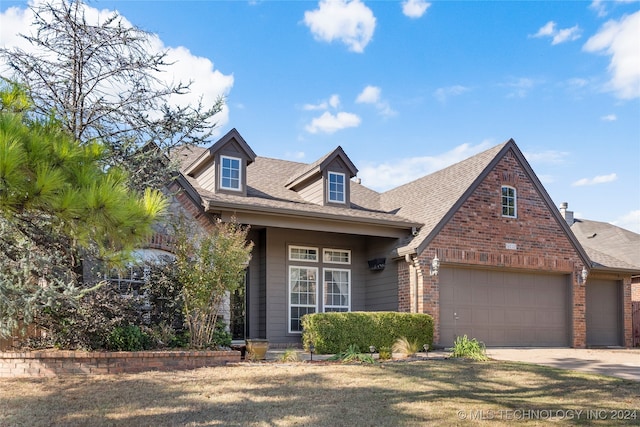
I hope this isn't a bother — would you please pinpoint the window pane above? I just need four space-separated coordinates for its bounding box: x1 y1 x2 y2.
328 172 345 202
324 268 350 312
221 156 241 190
501 186 516 217
289 266 318 332
289 246 318 261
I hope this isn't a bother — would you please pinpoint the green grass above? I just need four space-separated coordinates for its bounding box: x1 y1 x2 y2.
1 359 638 426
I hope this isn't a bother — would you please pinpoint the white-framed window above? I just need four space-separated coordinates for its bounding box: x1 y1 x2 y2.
501 185 517 218
323 248 351 265
288 266 318 333
220 155 241 191
289 246 318 262
323 268 350 312
328 171 345 203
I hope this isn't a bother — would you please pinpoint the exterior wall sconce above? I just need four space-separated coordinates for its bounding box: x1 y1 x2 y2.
368 258 386 271
430 255 440 276
580 267 588 285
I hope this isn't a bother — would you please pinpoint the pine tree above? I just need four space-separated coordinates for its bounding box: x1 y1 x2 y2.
0 83 167 338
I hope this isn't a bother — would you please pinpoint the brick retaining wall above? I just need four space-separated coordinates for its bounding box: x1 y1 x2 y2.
0 350 241 377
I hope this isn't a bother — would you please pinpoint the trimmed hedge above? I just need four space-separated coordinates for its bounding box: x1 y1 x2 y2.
301 312 433 354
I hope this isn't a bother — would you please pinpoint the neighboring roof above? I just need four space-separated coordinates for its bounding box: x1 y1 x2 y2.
175 145 420 230
571 219 640 272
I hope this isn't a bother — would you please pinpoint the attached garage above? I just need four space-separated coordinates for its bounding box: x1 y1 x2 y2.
586 279 622 347
439 268 571 347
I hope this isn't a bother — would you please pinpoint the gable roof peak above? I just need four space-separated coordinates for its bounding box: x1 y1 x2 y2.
183 128 257 175
285 145 358 189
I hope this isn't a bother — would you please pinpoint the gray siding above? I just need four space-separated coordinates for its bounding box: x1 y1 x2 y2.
193 162 216 193
298 179 323 205
364 236 400 310
254 227 399 345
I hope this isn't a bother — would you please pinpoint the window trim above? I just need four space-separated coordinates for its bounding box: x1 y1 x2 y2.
322 267 351 312
289 245 319 262
323 248 351 265
327 171 346 204
288 265 319 334
501 185 517 218
220 155 242 191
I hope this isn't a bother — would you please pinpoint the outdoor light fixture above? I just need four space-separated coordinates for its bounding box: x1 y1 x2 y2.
309 344 315 362
430 255 440 276
369 345 376 355
423 343 429 358
580 267 589 285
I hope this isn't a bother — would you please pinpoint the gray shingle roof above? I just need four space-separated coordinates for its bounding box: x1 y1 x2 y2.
379 142 509 254
175 145 418 228
571 219 640 271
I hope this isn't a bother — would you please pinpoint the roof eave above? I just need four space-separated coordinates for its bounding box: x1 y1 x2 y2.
202 198 422 230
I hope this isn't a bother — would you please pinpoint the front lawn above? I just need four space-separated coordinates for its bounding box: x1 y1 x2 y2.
1 359 638 426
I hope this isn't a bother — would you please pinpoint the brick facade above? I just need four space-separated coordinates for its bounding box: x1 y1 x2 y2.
399 149 591 348
0 350 240 378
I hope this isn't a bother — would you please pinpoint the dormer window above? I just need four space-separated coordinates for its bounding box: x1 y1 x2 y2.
501 185 517 218
221 155 241 191
328 172 345 204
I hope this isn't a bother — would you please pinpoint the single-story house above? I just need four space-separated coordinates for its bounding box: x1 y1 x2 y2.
154 128 638 348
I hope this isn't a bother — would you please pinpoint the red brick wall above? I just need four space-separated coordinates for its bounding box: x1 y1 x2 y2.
0 350 240 378
405 149 590 347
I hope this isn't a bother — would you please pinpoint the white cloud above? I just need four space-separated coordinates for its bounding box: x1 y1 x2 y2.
612 209 640 233
303 94 341 111
590 0 639 18
355 85 396 117
523 150 569 164
356 85 381 104
303 0 376 53
0 0 232 133
434 85 470 102
531 21 581 45
402 0 431 19
305 111 361 134
358 140 493 191
502 77 537 98
583 11 640 99
329 94 341 109
601 114 618 121
534 21 556 37
571 173 618 186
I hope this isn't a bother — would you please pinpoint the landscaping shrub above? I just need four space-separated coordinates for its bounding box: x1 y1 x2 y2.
35 286 141 350
328 344 375 364
451 335 489 361
392 336 420 357
301 312 433 354
106 325 152 351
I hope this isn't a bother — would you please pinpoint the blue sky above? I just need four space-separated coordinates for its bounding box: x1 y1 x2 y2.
2 0 639 232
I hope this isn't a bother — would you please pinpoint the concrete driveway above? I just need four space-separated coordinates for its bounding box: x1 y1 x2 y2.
486 348 640 381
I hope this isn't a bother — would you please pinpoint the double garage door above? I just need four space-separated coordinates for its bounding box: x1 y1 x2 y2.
439 268 570 347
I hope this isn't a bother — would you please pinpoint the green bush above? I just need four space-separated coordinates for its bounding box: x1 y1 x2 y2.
106 325 151 351
451 335 489 361
212 320 232 348
301 312 433 354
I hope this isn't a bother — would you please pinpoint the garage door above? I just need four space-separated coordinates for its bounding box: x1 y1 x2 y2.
439 268 570 347
586 279 622 346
